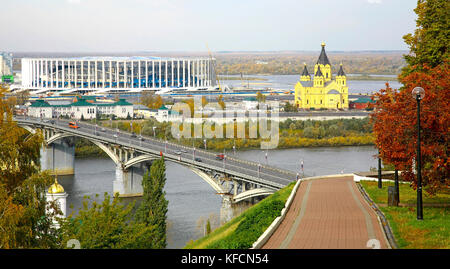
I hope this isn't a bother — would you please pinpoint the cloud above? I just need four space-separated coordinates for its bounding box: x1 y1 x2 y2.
67 0 81 4
367 0 382 4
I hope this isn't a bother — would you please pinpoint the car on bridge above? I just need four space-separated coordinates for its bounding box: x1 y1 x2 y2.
195 157 202 162
216 154 225 160
68 121 80 129
131 132 137 138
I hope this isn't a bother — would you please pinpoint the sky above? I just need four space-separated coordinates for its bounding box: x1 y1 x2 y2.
0 0 418 52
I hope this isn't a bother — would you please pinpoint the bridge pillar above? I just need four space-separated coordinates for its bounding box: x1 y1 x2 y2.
220 195 233 225
113 161 151 197
41 138 75 175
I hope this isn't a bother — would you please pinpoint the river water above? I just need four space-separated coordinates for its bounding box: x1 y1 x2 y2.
222 74 402 94
56 145 379 249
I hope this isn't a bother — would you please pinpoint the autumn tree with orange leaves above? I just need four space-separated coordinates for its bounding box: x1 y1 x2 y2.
0 86 60 248
371 63 449 195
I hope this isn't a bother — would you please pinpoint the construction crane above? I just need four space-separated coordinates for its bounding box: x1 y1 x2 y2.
206 43 222 92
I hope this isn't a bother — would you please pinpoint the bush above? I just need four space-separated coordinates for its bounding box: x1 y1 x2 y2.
206 199 285 249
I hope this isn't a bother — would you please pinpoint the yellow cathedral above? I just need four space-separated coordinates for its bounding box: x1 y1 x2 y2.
294 43 348 109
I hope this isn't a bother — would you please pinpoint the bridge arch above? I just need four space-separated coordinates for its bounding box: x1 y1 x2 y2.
123 155 157 170
233 188 275 203
46 133 74 145
17 123 121 166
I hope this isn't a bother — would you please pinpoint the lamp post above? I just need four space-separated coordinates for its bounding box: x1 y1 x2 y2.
378 149 382 189
258 163 261 178
412 87 425 220
204 139 207 150
300 159 304 178
265 149 268 165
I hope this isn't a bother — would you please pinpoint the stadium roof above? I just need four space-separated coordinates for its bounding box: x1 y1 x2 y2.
22 56 212 61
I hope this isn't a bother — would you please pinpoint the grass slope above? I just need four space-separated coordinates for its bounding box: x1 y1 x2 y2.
185 181 296 249
360 180 449 249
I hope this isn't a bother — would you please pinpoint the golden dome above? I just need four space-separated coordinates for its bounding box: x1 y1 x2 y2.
48 177 64 194
321 42 326 47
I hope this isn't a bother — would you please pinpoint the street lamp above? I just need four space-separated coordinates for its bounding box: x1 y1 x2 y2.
204 139 207 150
378 149 382 189
153 126 156 138
412 86 425 220
265 149 268 165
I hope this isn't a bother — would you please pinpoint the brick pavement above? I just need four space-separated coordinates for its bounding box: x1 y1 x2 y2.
262 176 389 249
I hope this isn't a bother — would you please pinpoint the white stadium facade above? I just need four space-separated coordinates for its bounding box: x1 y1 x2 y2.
20 56 218 94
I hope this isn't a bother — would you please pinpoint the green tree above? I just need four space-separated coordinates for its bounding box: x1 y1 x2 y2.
401 0 450 77
135 157 168 249
60 193 157 249
206 219 211 235
327 124 341 137
302 127 316 139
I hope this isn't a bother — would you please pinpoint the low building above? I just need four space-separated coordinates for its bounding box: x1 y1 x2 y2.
155 104 180 122
28 100 53 118
243 97 258 110
349 97 376 110
133 104 157 119
28 97 133 119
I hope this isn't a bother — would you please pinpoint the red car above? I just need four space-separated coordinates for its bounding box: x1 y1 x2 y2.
68 121 80 129
216 154 225 160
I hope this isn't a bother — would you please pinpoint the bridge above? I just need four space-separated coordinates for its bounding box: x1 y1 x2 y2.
15 116 298 222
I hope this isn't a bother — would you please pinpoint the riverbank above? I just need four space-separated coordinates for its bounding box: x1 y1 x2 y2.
74 134 374 157
72 117 373 156
360 180 450 249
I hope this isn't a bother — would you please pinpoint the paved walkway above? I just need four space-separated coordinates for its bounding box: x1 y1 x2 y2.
262 176 389 249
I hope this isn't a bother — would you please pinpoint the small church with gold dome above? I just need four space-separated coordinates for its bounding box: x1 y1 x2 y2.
294 43 348 109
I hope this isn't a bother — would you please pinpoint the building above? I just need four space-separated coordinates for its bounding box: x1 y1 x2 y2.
242 97 259 110
46 176 68 229
0 52 13 82
28 97 133 120
20 56 217 94
133 104 156 119
349 97 376 110
155 104 179 122
294 43 348 110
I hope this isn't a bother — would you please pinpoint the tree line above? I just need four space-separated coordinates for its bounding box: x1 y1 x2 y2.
215 52 406 76
100 117 374 152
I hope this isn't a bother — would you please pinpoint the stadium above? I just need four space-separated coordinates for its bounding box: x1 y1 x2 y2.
20 56 218 94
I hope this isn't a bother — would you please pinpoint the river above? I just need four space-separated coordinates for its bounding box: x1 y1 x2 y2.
222 74 402 94
55 145 379 249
